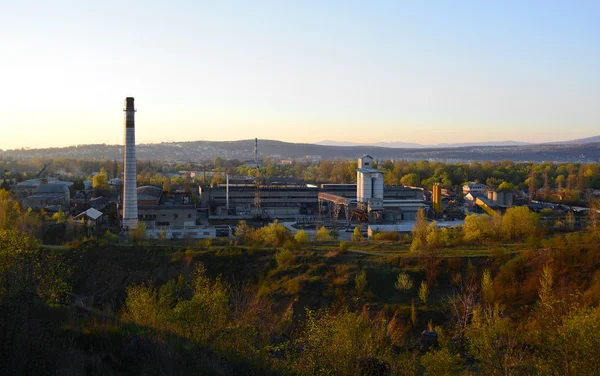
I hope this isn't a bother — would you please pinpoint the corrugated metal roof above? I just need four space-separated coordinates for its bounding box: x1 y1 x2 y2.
74 207 103 220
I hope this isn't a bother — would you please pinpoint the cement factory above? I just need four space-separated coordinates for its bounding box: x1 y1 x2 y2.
10 97 521 240
111 97 460 240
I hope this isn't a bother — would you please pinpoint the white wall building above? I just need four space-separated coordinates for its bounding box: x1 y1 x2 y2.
356 155 384 211
462 182 490 195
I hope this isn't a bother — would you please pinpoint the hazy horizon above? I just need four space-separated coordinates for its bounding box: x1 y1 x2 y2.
2 1 599 150
1 135 597 152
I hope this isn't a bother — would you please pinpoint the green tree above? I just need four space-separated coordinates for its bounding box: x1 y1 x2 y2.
213 156 223 168
411 207 428 251
421 347 463 376
481 269 495 305
294 229 309 244
92 170 109 190
351 226 362 241
463 214 497 243
355 270 368 296
0 189 21 230
289 309 391 375
501 206 539 240
170 265 228 344
131 221 147 241
419 281 429 304
255 220 290 247
51 209 66 223
315 226 330 241
401 173 421 187
411 299 417 326
395 272 414 291
275 248 293 268
235 220 253 242
538 263 554 310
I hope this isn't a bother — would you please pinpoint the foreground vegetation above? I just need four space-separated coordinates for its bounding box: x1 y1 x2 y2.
2 234 600 375
2 191 600 374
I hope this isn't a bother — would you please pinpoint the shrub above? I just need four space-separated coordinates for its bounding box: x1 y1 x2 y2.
339 241 349 252
275 248 294 268
373 231 399 241
255 220 291 247
122 282 166 329
501 206 540 240
170 265 228 343
463 214 498 243
421 347 463 376
288 309 391 375
355 270 368 296
316 226 330 241
351 226 362 241
395 272 414 291
419 281 429 305
294 229 308 244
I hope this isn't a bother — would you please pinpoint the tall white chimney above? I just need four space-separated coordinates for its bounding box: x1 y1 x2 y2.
122 97 138 229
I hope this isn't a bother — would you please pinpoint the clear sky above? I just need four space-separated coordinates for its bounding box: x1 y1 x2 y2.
1 1 599 150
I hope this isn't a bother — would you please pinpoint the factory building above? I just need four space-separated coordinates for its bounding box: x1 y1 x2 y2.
22 183 71 210
137 185 163 206
462 182 490 195
137 205 211 239
201 177 315 218
199 173 424 220
487 190 514 207
12 178 72 201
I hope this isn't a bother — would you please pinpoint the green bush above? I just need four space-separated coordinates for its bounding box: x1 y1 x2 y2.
355 270 368 296
316 226 330 241
395 272 414 291
275 248 294 268
339 241 349 252
294 229 308 244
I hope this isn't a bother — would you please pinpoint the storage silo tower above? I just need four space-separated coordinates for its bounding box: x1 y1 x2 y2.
122 97 138 229
432 183 442 213
356 155 384 212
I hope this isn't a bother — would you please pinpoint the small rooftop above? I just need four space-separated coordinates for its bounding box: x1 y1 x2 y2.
74 207 103 220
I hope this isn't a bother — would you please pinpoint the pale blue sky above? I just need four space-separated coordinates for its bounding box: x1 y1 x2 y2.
1 1 598 149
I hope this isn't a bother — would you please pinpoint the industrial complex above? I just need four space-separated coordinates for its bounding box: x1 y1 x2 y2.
9 97 525 241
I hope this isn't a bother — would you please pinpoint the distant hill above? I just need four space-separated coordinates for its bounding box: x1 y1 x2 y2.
2 138 600 163
317 140 532 148
551 135 600 145
317 140 424 148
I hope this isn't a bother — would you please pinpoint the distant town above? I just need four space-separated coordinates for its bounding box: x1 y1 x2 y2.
2 135 600 163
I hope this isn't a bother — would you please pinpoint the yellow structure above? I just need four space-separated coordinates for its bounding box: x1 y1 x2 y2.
475 197 497 216
432 183 442 213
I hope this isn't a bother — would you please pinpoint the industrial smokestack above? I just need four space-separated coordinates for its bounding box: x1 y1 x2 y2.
122 97 138 229
254 138 258 165
226 173 229 211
